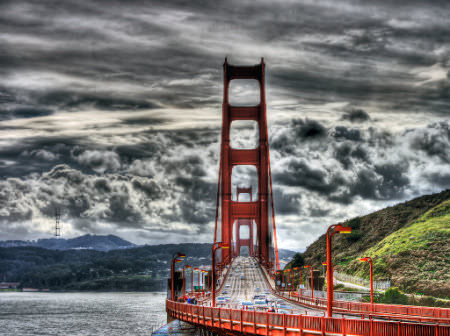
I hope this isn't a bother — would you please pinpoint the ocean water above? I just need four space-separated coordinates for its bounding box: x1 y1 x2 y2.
0 292 168 336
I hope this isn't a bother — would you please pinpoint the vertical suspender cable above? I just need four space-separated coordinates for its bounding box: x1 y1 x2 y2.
267 140 280 271
214 73 225 247
213 157 222 246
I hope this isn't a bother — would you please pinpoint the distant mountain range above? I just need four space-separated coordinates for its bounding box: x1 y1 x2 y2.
0 234 136 251
0 234 297 261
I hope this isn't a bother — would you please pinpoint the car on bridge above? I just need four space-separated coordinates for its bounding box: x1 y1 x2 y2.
277 303 293 310
253 299 268 311
252 294 267 303
240 301 254 310
216 296 230 305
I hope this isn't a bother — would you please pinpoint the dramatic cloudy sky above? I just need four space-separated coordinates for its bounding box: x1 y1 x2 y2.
0 0 449 251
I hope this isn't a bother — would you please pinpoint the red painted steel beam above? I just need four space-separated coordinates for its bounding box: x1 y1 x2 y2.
230 148 259 166
229 106 259 121
230 201 259 218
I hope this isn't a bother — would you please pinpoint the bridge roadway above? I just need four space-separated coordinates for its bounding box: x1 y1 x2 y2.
214 256 325 316
211 256 449 324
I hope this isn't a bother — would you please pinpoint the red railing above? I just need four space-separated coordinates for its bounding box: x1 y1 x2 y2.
275 291 450 324
256 263 450 324
166 300 450 336
183 263 233 302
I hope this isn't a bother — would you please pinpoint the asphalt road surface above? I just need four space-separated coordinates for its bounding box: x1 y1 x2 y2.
214 256 325 316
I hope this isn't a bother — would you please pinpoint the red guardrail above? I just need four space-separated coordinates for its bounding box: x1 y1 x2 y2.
257 263 450 324
183 264 233 302
166 300 450 336
279 291 450 323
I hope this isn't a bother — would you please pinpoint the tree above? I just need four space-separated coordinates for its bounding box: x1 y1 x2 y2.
291 253 305 268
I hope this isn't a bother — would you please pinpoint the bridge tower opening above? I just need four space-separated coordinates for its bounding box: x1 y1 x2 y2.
215 58 279 269
233 187 254 258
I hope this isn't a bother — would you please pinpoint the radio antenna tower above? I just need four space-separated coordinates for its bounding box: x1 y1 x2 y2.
54 207 61 237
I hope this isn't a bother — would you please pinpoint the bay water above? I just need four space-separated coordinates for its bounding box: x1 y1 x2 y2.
0 292 167 336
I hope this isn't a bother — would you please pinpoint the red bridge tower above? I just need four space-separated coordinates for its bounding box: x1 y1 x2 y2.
215 58 279 269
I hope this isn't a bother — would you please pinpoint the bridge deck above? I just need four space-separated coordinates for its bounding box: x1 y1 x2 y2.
214 257 325 316
167 257 450 335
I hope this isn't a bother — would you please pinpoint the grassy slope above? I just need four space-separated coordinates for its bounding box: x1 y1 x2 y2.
344 199 449 297
301 190 450 298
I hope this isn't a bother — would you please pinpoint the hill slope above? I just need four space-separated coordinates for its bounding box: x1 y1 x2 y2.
0 234 136 251
0 242 296 291
301 190 450 298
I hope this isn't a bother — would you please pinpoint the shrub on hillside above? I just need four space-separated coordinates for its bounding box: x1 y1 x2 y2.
291 253 305 268
380 287 409 305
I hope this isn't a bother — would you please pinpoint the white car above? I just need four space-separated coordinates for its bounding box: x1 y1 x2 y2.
217 296 230 303
253 299 267 306
240 300 254 309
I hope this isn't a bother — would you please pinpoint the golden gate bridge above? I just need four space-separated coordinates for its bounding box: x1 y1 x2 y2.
165 59 450 336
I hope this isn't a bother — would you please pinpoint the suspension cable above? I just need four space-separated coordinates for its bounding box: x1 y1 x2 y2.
267 140 280 271
214 144 223 246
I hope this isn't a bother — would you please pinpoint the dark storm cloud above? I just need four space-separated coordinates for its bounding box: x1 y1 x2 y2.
334 143 370 169
0 0 449 247
272 188 300 215
271 119 328 155
1 0 449 115
309 208 330 218
341 109 371 123
274 158 345 195
36 91 162 111
333 126 363 141
425 171 450 189
0 107 54 121
272 119 449 207
409 121 450 163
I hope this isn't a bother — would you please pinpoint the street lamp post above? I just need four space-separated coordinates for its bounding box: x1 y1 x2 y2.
276 270 282 291
201 269 208 293
304 265 314 301
212 242 230 307
194 268 200 292
293 267 299 292
191 267 194 293
291 269 295 293
360 257 374 305
182 265 191 298
171 252 186 301
296 267 303 295
289 269 293 294
326 224 352 317
283 269 291 294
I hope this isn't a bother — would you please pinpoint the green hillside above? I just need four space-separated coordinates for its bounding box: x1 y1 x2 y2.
299 190 450 298
344 199 449 297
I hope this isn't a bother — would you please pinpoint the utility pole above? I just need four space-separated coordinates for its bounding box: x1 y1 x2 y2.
54 207 61 237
